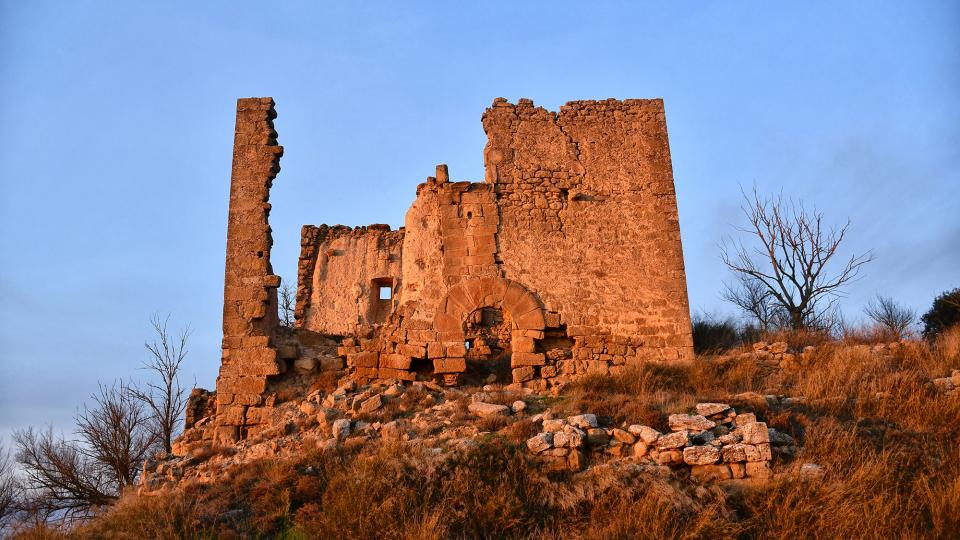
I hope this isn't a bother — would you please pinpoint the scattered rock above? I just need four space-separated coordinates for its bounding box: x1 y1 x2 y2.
331 419 351 441
359 394 383 414
468 401 511 418
511 400 527 414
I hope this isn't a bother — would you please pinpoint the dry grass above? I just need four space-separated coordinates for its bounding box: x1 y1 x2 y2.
12 331 960 539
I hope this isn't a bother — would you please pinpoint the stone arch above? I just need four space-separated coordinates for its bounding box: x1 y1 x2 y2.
433 277 545 337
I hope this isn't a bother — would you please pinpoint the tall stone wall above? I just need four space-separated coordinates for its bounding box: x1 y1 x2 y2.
482 98 693 361
215 97 284 441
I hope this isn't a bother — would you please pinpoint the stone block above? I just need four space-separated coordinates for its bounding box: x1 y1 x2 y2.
380 354 412 370
512 366 535 383
512 352 546 366
433 357 466 373
347 352 379 368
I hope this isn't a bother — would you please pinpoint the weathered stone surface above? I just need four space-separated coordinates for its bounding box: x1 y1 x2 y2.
668 414 716 432
293 357 316 374
214 97 696 432
511 400 527 414
745 461 772 479
691 464 731 482
695 403 730 417
526 432 553 454
657 430 689 450
542 418 567 432
359 394 383 414
331 419 351 440
586 428 609 446
611 428 635 444
741 422 770 444
567 414 599 429
683 445 720 465
468 401 511 418
628 424 661 444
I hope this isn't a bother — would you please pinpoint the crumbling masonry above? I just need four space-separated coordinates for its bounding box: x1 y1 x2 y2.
213 97 694 441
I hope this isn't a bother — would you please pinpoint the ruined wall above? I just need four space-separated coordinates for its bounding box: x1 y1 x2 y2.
483 98 693 362
217 96 692 418
297 224 403 335
215 97 284 441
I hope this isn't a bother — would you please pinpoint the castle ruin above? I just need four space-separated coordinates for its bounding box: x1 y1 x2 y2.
212 96 693 442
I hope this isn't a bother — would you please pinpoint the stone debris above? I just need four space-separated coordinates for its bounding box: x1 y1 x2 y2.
524 402 781 483
468 401 511 418
156 378 799 493
932 369 960 396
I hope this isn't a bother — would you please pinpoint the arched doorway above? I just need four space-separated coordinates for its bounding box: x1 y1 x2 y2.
463 307 513 383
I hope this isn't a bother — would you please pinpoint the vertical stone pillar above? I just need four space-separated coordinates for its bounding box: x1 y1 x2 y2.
215 97 284 442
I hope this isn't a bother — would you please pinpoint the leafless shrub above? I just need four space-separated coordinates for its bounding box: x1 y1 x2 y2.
76 382 155 489
13 427 116 520
721 188 873 330
14 382 155 521
863 295 916 340
129 315 189 453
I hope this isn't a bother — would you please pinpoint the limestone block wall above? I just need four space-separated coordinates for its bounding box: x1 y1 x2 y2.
482 98 693 363
215 97 284 441
297 224 403 335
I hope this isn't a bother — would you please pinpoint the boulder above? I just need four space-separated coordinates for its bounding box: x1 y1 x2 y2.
690 464 731 482
299 402 317 416
468 401 511 418
511 400 527 414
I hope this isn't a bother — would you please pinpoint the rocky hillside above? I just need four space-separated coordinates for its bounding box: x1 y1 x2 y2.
18 335 960 539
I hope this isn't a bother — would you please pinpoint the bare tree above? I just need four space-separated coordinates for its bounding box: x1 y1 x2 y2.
721 189 873 331
15 383 155 520
129 315 190 453
864 294 915 340
76 382 155 489
14 427 116 520
0 443 19 530
279 282 295 329
722 274 787 331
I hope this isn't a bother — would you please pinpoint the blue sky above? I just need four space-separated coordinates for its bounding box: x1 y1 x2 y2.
1 1 958 442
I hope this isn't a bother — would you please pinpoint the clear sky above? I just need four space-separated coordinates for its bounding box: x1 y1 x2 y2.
1 1 958 443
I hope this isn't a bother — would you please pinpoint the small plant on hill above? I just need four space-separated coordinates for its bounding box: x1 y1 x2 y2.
921 287 960 340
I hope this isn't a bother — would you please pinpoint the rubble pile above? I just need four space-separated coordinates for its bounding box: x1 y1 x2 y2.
525 402 798 482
